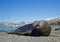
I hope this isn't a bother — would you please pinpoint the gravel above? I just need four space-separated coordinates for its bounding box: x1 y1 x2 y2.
0 30 60 42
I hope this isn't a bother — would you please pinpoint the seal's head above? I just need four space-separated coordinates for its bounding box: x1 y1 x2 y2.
32 20 51 36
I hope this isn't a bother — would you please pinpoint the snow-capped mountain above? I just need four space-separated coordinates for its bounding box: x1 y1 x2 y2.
54 16 60 20
45 16 60 21
45 17 53 21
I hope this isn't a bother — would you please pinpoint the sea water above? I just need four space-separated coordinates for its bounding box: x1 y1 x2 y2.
0 25 60 32
51 25 60 29
0 26 17 32
0 24 33 32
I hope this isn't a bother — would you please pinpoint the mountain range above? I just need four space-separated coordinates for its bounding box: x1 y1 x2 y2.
45 16 60 21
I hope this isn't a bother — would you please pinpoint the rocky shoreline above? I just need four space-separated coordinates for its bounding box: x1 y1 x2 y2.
0 30 60 42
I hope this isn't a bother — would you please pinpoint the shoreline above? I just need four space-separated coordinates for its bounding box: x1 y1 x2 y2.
0 30 60 42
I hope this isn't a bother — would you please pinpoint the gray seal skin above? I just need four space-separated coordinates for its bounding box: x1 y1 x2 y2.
8 24 34 35
32 20 51 36
8 20 51 36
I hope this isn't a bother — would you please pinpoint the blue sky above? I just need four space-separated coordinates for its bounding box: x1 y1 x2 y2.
0 0 60 23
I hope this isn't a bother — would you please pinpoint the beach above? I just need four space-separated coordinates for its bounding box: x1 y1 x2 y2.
0 30 60 42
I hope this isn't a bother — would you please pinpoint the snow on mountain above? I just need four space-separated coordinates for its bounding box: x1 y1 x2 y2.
45 17 53 21
44 16 60 21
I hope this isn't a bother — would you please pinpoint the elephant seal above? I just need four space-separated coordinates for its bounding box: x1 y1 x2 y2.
8 20 51 36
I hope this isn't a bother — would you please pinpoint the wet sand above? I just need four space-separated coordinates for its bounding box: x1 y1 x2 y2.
0 30 60 42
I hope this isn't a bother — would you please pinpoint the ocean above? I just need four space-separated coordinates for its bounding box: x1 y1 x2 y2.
0 26 17 32
51 25 60 29
0 25 60 32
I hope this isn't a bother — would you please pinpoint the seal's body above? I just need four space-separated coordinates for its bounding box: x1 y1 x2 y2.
8 20 51 36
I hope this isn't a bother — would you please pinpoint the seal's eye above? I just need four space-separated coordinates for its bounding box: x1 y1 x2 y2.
36 25 38 27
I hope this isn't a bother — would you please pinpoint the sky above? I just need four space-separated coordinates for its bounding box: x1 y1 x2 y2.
0 0 60 23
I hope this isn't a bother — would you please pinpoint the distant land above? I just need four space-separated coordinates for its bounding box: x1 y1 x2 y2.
0 16 60 27
46 16 60 25
0 22 26 27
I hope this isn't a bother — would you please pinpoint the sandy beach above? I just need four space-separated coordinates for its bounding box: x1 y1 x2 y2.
0 30 60 42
